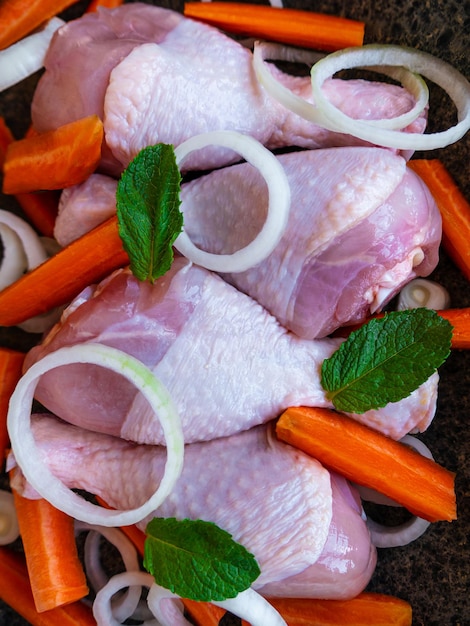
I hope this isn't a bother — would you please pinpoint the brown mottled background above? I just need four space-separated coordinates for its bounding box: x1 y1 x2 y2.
0 1 469 625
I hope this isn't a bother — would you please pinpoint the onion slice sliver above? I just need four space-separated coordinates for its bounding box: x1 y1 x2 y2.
310 44 470 150
173 130 290 273
0 18 65 92
0 210 48 270
252 42 429 131
76 521 151 623
0 223 28 290
7 343 184 527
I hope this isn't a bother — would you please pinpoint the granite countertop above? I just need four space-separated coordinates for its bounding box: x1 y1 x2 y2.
0 1 469 625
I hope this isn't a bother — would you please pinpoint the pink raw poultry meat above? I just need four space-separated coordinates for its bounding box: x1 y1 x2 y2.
54 147 441 339
24 257 438 443
31 3 426 174
14 415 377 599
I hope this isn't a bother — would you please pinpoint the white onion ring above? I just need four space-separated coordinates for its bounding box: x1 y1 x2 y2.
0 223 27 290
173 130 290 273
0 18 65 92
365 435 434 547
76 522 152 623
253 42 429 131
310 44 470 149
7 344 184 527
93 572 160 626
0 210 48 270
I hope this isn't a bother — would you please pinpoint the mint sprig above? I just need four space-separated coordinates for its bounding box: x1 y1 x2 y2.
321 308 453 413
116 144 183 283
143 517 261 602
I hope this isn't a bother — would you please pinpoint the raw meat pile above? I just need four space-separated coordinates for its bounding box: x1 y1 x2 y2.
10 2 448 602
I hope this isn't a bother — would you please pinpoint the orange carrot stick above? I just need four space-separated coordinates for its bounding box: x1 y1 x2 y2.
2 115 103 195
13 191 59 238
332 309 469 350
408 159 470 281
0 118 59 237
86 0 124 11
436 308 470 349
0 215 128 326
261 593 412 626
0 348 25 469
0 546 96 625
0 0 77 50
276 406 456 523
184 2 364 52
184 593 412 626
11 487 88 612
0 117 15 168
182 599 226 625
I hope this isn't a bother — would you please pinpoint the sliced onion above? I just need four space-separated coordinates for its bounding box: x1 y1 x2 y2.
93 572 161 626
76 522 152 623
310 44 470 150
253 42 335 129
397 278 451 311
173 130 290 273
0 210 48 270
0 490 20 545
253 42 429 131
0 18 65 92
367 515 431 548
0 223 28 290
365 435 434 547
7 343 184 527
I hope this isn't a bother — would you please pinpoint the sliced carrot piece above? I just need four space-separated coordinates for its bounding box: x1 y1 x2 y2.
332 309 469 350
0 348 24 469
436 308 470 349
86 0 124 11
0 546 96 625
182 599 226 625
184 2 364 51
408 159 470 282
0 118 59 237
0 215 128 326
11 487 88 612
276 406 456 523
261 594 412 626
0 0 77 50
2 115 103 195
184 593 412 626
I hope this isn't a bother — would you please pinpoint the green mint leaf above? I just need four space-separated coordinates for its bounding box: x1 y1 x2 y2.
116 144 183 282
321 308 453 413
143 517 261 602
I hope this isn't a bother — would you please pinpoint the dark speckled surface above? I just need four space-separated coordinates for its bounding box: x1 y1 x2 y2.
1 1 469 625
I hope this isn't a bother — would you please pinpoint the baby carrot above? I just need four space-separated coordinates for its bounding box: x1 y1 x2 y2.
436 308 470 349
276 406 456 522
184 593 412 626
183 599 226 625
333 310 468 350
2 115 103 195
0 546 95 625
11 487 89 612
0 117 59 236
261 594 412 626
408 159 470 282
0 215 128 326
184 2 365 52
0 0 76 50
86 0 124 11
0 348 25 469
